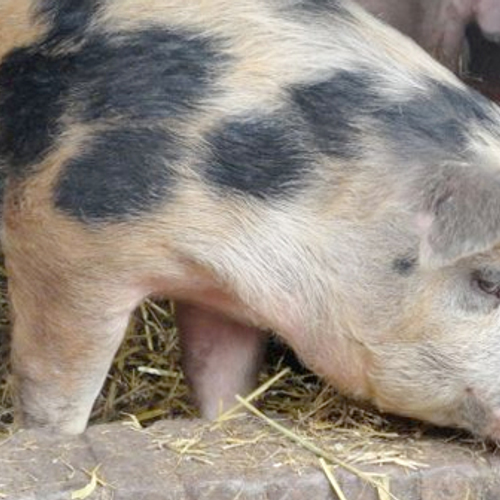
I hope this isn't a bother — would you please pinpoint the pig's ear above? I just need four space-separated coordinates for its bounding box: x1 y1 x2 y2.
417 165 500 267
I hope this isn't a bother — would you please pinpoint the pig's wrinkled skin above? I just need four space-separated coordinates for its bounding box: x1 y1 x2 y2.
4 0 500 439
355 0 500 72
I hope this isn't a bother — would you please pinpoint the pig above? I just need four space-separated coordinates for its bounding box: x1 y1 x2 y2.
354 0 500 73
5 0 500 440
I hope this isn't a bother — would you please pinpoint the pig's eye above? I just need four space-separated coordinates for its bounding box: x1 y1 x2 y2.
474 274 500 298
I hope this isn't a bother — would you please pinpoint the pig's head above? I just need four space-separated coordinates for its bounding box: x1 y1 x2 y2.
334 130 500 440
284 70 500 440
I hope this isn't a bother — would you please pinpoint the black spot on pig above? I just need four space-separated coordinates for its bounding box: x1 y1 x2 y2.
374 80 494 162
0 28 225 176
431 81 493 123
74 30 225 122
204 116 312 200
38 0 101 44
291 70 375 159
393 255 417 276
55 127 178 221
0 47 70 174
293 0 347 16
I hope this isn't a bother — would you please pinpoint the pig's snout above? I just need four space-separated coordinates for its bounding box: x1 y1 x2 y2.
456 388 500 441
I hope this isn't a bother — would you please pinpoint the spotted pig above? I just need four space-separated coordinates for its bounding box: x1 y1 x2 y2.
4 0 500 439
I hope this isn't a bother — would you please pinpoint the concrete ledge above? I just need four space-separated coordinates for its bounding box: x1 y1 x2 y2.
1 418 500 499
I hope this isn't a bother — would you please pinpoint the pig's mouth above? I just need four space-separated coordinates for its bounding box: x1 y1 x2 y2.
366 357 500 439
372 385 500 440
454 390 500 441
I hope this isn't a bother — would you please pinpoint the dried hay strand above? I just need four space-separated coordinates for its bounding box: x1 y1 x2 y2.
0 264 490 475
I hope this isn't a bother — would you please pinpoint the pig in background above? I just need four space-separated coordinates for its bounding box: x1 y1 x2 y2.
354 0 500 73
5 0 500 441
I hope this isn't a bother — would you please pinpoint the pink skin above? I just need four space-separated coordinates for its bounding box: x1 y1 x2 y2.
476 0 500 39
176 302 265 419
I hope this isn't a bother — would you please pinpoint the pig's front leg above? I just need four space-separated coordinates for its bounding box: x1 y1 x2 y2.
9 264 141 434
176 303 265 419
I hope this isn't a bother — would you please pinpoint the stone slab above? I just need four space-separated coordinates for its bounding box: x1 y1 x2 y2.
1 418 499 500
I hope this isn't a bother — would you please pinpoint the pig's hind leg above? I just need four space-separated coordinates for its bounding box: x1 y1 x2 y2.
176 302 265 419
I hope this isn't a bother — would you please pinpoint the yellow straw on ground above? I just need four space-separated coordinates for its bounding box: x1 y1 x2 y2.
319 458 348 500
